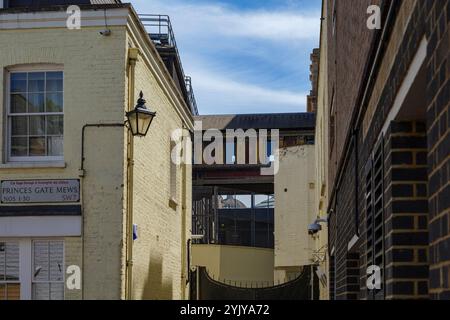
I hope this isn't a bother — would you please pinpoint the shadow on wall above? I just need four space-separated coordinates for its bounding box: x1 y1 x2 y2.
141 254 173 300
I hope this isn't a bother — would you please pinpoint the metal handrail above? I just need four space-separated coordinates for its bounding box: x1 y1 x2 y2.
139 14 199 115
139 14 176 47
185 76 199 115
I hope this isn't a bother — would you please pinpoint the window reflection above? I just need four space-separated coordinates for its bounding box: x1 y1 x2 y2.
217 193 274 248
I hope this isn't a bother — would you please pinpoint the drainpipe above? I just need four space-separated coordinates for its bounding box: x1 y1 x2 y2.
79 123 124 300
180 130 188 299
125 47 139 300
311 265 314 300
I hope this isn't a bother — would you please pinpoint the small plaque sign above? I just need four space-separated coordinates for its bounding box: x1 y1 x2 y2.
1 180 80 204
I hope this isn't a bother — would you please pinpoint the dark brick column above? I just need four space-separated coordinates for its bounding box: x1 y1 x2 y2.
425 0 450 300
329 255 336 300
335 253 360 300
384 121 429 299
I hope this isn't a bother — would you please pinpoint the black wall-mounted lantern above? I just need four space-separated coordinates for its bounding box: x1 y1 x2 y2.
126 91 156 137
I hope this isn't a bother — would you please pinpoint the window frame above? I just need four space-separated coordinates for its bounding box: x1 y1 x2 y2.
0 238 65 300
169 140 179 203
225 141 236 164
31 239 65 300
5 65 64 163
0 241 21 300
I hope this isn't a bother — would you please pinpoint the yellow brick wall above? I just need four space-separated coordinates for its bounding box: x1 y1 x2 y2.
192 244 274 285
0 26 128 299
1 9 192 301
64 237 83 300
314 0 330 300
274 145 316 275
126 29 193 300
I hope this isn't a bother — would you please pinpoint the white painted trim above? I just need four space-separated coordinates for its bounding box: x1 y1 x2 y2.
0 161 66 169
20 239 32 300
0 8 129 30
1 239 65 300
6 64 63 72
0 216 81 237
5 67 65 163
379 37 428 137
347 234 359 251
31 239 65 300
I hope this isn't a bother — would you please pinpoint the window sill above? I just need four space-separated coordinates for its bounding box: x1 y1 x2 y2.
0 161 66 169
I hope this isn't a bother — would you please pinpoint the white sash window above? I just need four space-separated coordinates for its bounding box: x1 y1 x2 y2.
0 240 64 300
7 67 64 162
0 242 20 300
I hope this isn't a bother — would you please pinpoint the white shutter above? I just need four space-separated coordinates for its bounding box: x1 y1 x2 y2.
32 241 64 300
49 241 64 282
0 242 20 300
0 243 5 282
5 243 20 281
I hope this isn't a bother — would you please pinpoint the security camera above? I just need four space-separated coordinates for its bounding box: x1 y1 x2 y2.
308 222 322 235
308 216 328 235
99 29 111 36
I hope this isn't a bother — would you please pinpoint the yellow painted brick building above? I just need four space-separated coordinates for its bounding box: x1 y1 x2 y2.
0 2 193 300
312 0 330 300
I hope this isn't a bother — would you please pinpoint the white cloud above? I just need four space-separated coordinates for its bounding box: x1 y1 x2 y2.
216 12 319 41
133 0 319 42
130 0 317 114
193 68 307 114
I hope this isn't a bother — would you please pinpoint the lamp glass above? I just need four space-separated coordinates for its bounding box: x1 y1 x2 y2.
126 91 156 137
137 110 154 136
127 110 138 136
127 107 155 137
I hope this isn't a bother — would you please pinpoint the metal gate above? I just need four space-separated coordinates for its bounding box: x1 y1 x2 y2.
191 266 319 300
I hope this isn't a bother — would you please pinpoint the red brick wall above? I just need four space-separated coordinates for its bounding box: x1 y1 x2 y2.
327 0 382 193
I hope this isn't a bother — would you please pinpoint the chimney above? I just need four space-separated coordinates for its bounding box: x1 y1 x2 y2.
307 48 320 113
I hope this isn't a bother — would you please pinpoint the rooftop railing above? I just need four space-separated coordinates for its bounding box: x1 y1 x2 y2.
185 76 199 116
139 14 199 115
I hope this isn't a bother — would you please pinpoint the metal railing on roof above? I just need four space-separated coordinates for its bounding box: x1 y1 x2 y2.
139 14 176 47
185 76 199 115
139 14 199 115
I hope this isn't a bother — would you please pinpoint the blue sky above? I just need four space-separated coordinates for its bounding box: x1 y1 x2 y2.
130 0 321 115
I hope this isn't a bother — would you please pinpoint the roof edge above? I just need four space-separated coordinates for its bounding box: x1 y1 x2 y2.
0 3 130 14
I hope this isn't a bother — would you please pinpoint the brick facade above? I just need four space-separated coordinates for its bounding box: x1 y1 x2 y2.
327 0 450 300
384 121 429 299
426 0 450 300
327 0 382 192
0 5 194 300
307 48 319 113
